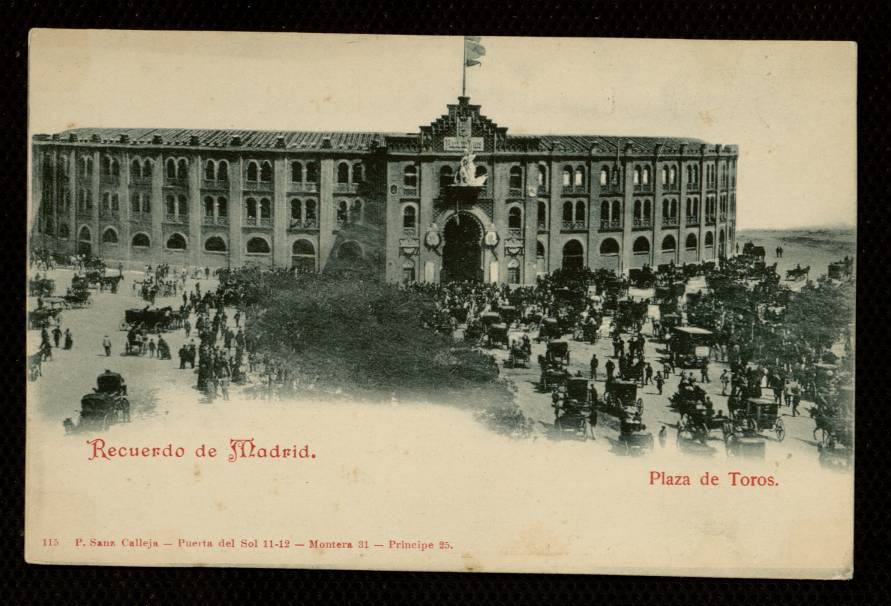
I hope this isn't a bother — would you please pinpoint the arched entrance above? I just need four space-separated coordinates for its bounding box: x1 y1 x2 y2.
77 225 92 256
442 212 482 283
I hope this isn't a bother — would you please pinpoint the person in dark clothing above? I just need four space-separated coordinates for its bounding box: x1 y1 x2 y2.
654 371 664 395
52 325 62 348
590 353 599 380
605 359 615 382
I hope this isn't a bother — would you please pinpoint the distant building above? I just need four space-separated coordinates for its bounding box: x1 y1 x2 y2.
30 96 737 284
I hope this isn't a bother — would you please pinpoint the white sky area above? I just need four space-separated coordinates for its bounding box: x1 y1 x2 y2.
29 31 856 229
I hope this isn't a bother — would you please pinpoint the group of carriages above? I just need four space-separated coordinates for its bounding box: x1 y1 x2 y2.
809 385 853 470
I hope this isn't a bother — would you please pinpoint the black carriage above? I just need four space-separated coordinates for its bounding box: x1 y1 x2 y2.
99 274 124 293
669 326 713 369
545 340 570 366
28 298 65 329
601 379 642 417
573 317 600 343
122 306 175 332
64 287 92 307
728 396 785 441
552 377 595 440
486 323 510 349
29 277 55 297
480 311 502 330
506 342 530 368
723 422 767 459
63 371 130 433
618 409 654 454
497 305 519 327
537 317 562 342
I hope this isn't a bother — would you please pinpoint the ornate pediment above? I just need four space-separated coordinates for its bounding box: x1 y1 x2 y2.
419 97 509 153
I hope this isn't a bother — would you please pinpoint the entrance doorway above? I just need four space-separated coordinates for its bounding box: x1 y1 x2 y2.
442 213 482 283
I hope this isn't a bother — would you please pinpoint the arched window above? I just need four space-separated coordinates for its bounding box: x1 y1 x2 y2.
686 165 692 183
601 200 610 222
102 155 112 176
402 205 416 230
246 237 270 254
78 225 92 242
292 239 316 271
204 160 215 181
633 236 650 254
337 200 348 225
671 199 677 218
507 259 521 284
562 166 572 187
101 227 118 244
177 159 188 179
291 161 303 183
218 160 228 182
350 199 364 224
536 241 545 258
611 200 621 222
600 166 609 186
562 240 584 269
204 196 215 217
131 232 150 248
537 164 548 188
101 192 111 211
178 194 188 217
337 162 350 184
246 161 259 182
290 199 303 222
633 166 641 185
705 231 714 246
259 198 271 220
440 166 454 189
634 200 642 221
260 161 273 182
337 241 363 260
508 206 522 230
131 159 142 180
245 197 257 220
204 236 227 252
685 233 698 250
574 167 584 187
509 166 523 190
599 238 619 255
166 233 187 250
662 199 670 218
165 195 176 216
59 224 70 239
217 197 227 217
643 200 652 221
692 165 699 183
403 165 418 189
642 166 650 185
352 163 364 183
612 166 620 185
305 200 317 224
165 158 176 179
305 162 318 182
562 201 574 222
143 159 153 178
537 200 547 228
575 200 586 224
662 235 677 252
670 166 677 185
662 166 669 185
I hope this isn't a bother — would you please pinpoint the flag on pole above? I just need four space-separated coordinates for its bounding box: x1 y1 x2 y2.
464 36 485 67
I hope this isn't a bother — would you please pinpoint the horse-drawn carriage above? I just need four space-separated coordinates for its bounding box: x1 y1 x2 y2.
601 379 642 418
121 306 176 332
785 265 810 281
99 273 124 293
539 341 571 390
723 424 767 458
811 386 853 469
64 286 92 307
669 326 713 369
670 383 728 443
727 395 786 441
573 316 600 343
537 317 563 342
29 276 55 297
496 305 519 327
486 323 510 349
551 377 595 440
506 341 530 368
63 370 130 433
28 297 65 329
618 408 654 454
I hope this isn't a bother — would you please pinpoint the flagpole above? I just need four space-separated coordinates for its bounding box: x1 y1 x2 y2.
461 37 467 97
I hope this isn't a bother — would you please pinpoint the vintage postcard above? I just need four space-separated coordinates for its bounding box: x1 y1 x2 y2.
26 30 855 578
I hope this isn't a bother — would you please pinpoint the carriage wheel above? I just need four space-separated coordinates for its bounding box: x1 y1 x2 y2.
775 418 786 442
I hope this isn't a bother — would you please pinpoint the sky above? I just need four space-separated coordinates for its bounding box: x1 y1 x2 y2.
29 31 857 229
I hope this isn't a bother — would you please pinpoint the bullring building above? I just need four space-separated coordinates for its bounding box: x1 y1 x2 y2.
30 96 738 285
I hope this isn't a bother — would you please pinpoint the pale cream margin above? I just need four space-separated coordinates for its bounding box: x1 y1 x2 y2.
26 29 855 578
